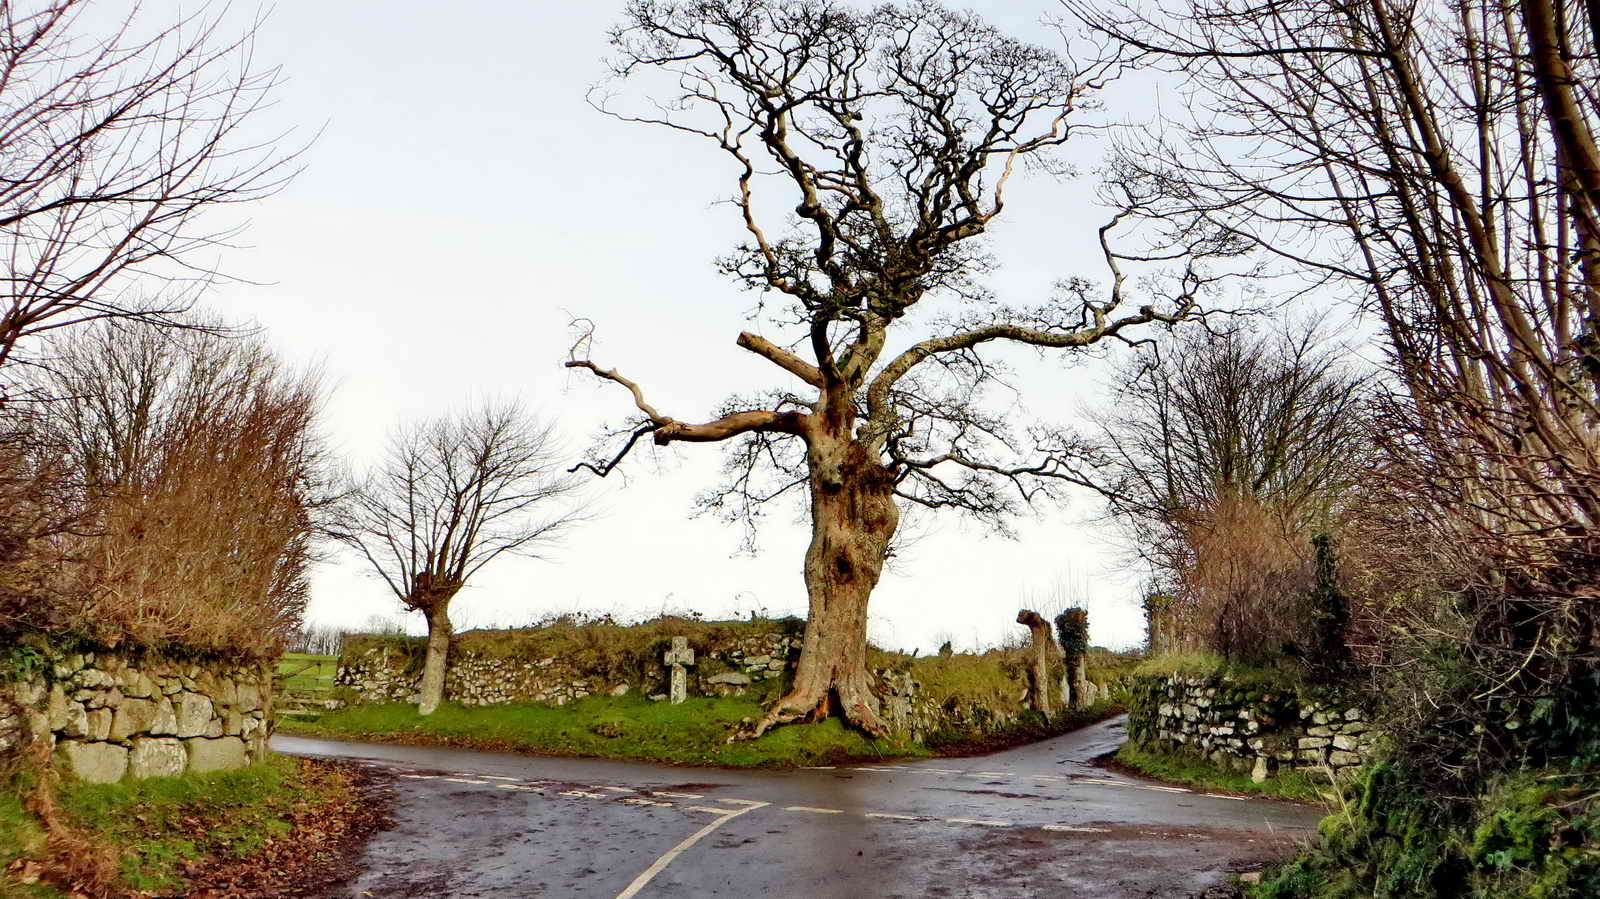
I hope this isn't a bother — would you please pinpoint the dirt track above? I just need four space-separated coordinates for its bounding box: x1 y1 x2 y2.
275 716 1320 898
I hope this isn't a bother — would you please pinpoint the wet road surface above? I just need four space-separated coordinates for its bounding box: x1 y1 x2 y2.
273 716 1321 898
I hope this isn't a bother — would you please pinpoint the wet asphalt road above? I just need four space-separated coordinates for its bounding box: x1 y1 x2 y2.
273 717 1321 898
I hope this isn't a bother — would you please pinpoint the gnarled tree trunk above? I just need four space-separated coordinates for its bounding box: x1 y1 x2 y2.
1017 609 1057 714
417 599 454 716
751 437 899 738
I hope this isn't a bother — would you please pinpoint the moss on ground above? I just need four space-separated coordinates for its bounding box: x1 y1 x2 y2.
1114 742 1329 804
1249 763 1600 898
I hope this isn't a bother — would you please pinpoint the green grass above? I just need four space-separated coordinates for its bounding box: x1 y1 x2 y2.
1134 651 1307 693
277 652 336 694
0 778 59 897
56 755 319 893
1115 742 1330 804
0 755 351 895
281 694 925 767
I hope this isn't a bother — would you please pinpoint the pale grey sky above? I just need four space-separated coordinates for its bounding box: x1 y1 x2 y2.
198 0 1188 652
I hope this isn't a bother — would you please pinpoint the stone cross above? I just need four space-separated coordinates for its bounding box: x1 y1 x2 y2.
664 636 695 705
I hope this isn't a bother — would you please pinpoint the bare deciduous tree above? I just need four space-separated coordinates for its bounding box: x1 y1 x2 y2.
1083 323 1372 657
330 403 587 715
1066 0 1600 769
568 0 1241 737
0 0 298 390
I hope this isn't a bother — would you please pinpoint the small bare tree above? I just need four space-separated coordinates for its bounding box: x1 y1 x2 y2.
330 403 587 715
569 0 1241 738
0 0 298 389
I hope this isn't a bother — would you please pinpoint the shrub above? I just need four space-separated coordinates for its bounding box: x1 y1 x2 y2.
9 321 327 657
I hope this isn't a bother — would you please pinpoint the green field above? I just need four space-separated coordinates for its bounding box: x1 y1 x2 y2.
276 653 335 694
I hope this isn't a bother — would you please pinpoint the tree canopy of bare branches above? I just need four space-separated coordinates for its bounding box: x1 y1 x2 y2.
568 0 1244 737
1064 0 1600 774
329 402 587 715
0 0 298 390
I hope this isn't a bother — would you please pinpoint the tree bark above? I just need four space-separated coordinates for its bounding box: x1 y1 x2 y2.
750 436 899 738
417 602 453 717
1017 610 1057 714
1067 655 1089 710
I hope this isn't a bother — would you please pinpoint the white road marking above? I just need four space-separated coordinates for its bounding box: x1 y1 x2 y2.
1137 785 1192 794
800 766 835 770
715 798 766 807
559 790 608 799
1077 778 1132 787
684 805 730 814
398 774 435 780
1044 824 1110 833
973 771 1011 777
495 784 542 792
917 768 962 774
621 798 673 807
785 806 845 814
865 812 922 821
442 777 490 785
854 767 899 773
614 800 770 899
653 791 704 800
480 775 519 781
1204 793 1248 801
946 817 1011 827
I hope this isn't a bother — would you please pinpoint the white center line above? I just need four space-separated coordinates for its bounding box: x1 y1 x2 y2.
479 775 519 781
715 798 766 807
441 777 490 785
946 817 1011 827
614 800 770 899
653 791 704 800
494 784 542 792
1137 785 1192 794
559 790 608 799
973 771 1012 777
1044 824 1110 833
785 806 845 814
865 812 923 821
1203 793 1248 801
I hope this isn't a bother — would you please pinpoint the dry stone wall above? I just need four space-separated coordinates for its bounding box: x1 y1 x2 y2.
0 650 272 783
337 630 799 708
1127 673 1379 781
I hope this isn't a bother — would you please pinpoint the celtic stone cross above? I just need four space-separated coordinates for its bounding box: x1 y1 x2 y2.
665 636 695 705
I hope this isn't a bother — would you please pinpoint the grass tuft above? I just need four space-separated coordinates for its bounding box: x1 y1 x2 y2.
1115 742 1330 804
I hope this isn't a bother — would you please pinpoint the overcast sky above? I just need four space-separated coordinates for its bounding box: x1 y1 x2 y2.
193 0 1197 653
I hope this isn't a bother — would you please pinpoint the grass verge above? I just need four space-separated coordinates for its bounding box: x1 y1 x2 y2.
1113 742 1330 804
280 694 926 767
1 755 375 897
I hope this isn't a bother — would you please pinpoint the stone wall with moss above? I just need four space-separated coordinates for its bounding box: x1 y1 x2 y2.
0 646 272 783
1127 672 1379 781
337 628 800 708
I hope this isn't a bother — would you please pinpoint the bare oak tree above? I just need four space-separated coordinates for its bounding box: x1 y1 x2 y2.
330 403 587 715
0 0 297 389
568 0 1239 737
